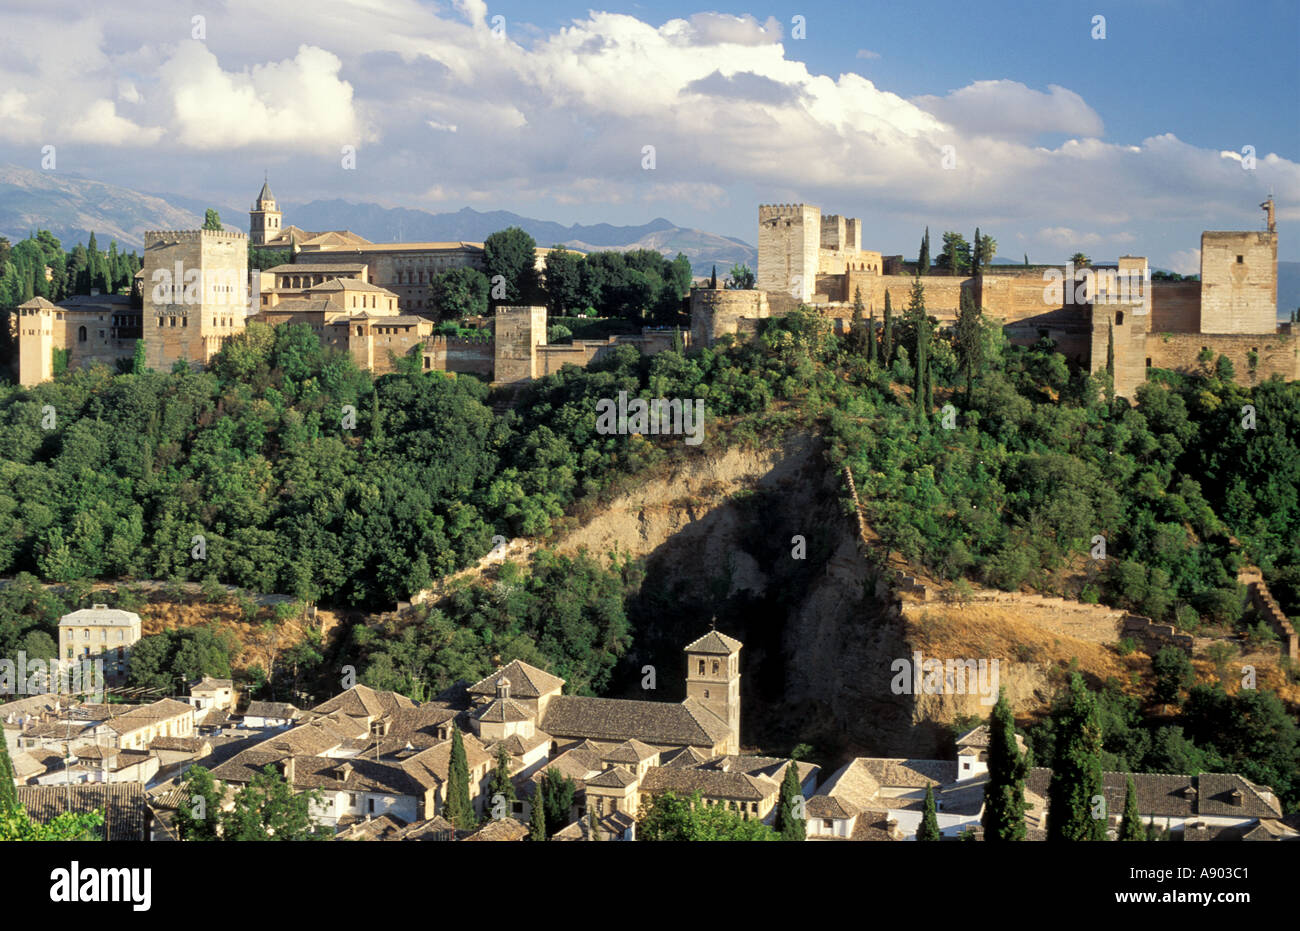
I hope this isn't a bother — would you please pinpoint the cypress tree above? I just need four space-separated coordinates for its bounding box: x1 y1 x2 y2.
867 310 878 365
919 227 930 275
955 287 983 404
972 226 981 276
487 743 516 808
882 290 894 365
1105 321 1116 406
1119 775 1144 840
851 286 866 355
0 731 18 814
444 728 474 829
908 277 928 409
918 785 940 841
1046 673 1107 841
710 265 718 289
775 762 806 840
981 689 1028 841
529 789 546 840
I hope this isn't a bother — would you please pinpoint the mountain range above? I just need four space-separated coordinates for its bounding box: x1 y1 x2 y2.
0 165 756 275
0 163 1295 313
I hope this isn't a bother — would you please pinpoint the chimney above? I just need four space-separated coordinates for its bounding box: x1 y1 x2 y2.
338 762 353 782
279 756 296 784
495 677 510 701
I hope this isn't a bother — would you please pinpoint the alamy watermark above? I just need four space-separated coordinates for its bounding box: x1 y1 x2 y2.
1043 264 1150 309
594 390 705 446
0 652 105 702
890 650 1000 705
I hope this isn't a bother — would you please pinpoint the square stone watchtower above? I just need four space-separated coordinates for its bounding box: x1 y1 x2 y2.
758 204 821 303
492 305 547 385
143 229 249 372
1199 228 1277 335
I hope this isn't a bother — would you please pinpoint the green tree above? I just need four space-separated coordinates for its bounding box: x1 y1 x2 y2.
907 277 929 409
0 806 104 841
982 689 1029 841
918 226 930 275
1070 252 1090 267
1152 646 1194 710
917 784 941 841
955 286 983 404
131 338 147 375
882 290 894 365
0 730 17 813
220 764 326 840
202 209 223 231
1105 321 1115 405
1046 673 1107 841
483 227 538 304
937 232 971 274
444 728 475 829
429 266 490 319
727 264 756 289
640 791 777 841
529 789 547 840
543 246 584 314
1118 775 1144 840
174 765 223 840
774 761 806 840
487 743 516 809
539 767 576 836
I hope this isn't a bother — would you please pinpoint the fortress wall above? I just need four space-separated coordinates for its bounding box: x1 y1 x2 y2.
423 336 494 375
1146 331 1300 383
980 273 1071 323
1149 282 1201 332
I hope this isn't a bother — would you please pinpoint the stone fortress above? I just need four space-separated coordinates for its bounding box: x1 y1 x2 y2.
12 180 1297 398
13 179 679 387
691 198 1298 398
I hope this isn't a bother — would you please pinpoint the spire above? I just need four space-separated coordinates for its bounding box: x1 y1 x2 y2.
257 173 275 205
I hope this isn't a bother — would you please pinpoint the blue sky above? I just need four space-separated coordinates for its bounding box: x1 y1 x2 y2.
0 0 1296 267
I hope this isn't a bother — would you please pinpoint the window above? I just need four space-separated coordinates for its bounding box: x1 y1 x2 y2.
1115 311 1124 326
368 799 376 813
78 326 87 342
1145 357 1152 368
349 794 357 805
1237 255 1244 264
83 629 89 640
711 660 720 675
697 659 705 675
703 689 710 699
823 819 833 829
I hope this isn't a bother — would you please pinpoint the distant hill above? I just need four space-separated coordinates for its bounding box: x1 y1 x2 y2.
0 164 210 252
1279 261 1299 321
287 200 757 275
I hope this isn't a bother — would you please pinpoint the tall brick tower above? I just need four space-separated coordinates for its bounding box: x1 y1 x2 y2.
143 229 249 372
249 177 282 247
684 628 742 754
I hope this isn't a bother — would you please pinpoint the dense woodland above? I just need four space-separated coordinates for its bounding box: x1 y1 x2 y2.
0 265 1296 810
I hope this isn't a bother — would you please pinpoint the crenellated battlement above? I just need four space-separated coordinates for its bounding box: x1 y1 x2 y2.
758 203 814 221
144 229 249 243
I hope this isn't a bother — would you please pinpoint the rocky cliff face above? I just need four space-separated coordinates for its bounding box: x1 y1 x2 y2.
549 432 1063 765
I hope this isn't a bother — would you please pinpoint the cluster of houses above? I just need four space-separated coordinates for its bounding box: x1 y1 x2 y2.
3 628 1295 842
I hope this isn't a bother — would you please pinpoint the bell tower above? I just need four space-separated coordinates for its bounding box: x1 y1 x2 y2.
684 627 742 754
249 175 282 246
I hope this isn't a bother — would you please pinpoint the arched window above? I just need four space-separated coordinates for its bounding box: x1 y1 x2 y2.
78 325 87 342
